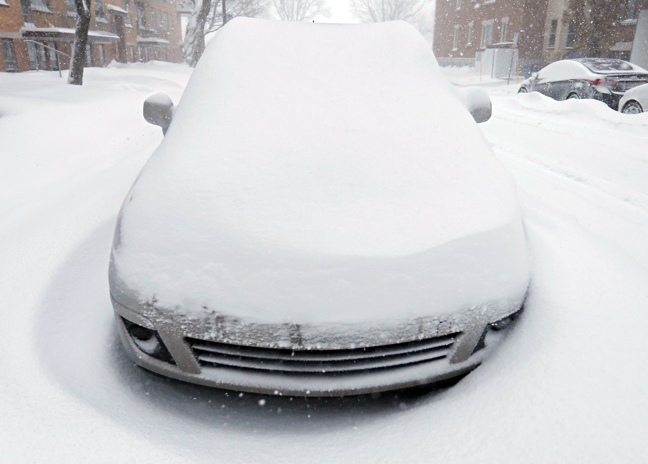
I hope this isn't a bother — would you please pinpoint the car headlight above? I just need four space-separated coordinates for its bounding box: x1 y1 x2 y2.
489 309 523 331
122 318 175 364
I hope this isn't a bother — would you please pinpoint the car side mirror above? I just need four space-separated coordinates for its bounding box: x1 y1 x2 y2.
456 87 492 123
143 93 174 135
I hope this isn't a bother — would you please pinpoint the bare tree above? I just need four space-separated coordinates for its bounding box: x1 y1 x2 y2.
205 0 268 33
183 0 212 67
68 0 91 85
562 0 627 58
349 0 425 22
184 0 268 66
271 0 329 22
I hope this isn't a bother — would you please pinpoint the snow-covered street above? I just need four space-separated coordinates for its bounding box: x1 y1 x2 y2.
1 63 647 462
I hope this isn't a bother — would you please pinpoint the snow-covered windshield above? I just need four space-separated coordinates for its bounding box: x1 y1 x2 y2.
113 18 528 324
577 58 637 73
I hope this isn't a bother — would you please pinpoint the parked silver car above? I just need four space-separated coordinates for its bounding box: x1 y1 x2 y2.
110 18 529 397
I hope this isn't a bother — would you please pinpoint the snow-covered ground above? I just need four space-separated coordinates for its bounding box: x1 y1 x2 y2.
440 64 508 86
1 62 647 463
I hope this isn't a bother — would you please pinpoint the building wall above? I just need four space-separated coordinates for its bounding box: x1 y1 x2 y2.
518 0 549 65
541 0 648 62
434 0 548 64
0 0 183 72
541 0 570 62
0 0 25 36
0 0 31 71
133 0 184 62
612 1 648 60
434 0 648 69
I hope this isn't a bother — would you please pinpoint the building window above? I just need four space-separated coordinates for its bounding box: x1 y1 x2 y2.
566 21 577 48
453 25 460 51
1 39 18 71
467 21 474 45
30 0 51 12
627 0 637 20
66 0 75 13
26 41 39 69
48 41 59 70
38 42 47 68
95 0 105 19
163 12 169 32
85 44 93 66
136 2 146 28
124 0 132 25
548 19 557 48
456 0 461 10
20 0 34 24
501 17 509 42
98 44 106 66
151 9 157 29
481 20 494 48
130 45 137 61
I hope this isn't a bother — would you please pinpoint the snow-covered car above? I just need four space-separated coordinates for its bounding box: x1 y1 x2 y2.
109 18 529 397
518 58 648 109
618 82 648 114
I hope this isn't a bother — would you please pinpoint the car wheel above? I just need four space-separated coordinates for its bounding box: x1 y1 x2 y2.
622 101 644 114
567 93 580 99
518 87 528 94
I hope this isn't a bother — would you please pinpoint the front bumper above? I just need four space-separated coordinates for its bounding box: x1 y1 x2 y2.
112 295 523 397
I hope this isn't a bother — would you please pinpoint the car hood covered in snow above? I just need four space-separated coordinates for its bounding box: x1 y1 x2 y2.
111 18 529 326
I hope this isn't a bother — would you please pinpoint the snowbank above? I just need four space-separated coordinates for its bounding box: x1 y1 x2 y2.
512 91 648 127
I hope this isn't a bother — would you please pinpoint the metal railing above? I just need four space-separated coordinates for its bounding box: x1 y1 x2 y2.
24 39 71 78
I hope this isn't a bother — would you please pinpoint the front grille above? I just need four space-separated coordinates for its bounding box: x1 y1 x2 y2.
187 334 458 375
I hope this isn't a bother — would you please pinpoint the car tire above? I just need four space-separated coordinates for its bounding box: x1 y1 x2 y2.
622 100 644 114
518 87 528 94
567 93 580 99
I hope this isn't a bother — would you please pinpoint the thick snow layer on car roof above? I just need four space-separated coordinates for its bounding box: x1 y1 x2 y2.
538 59 648 83
577 58 648 74
113 18 528 323
537 60 596 82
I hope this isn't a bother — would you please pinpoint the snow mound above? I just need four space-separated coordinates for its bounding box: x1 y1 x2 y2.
515 91 648 126
112 18 528 323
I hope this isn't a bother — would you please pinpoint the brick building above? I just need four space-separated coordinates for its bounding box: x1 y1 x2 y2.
542 0 648 62
434 0 648 69
434 0 549 69
0 0 184 72
605 0 648 60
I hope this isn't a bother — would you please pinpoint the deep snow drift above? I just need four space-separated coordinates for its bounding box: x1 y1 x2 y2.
1 62 648 463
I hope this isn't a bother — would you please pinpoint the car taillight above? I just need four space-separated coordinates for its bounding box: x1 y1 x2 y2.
586 78 619 86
